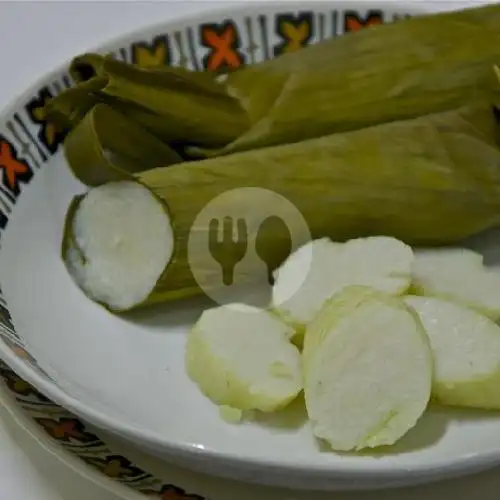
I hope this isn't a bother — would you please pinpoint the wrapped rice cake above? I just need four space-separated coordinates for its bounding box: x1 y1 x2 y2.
45 3 500 186
62 102 500 312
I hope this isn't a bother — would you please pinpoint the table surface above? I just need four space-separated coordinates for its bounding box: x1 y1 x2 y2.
0 1 497 499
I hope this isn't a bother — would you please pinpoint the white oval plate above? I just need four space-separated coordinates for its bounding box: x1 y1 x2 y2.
2 0 500 492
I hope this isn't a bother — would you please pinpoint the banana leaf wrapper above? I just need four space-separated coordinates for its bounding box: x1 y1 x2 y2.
43 76 108 130
62 102 500 312
63 103 183 185
44 75 193 175
192 3 500 156
46 82 205 153
69 53 109 83
65 53 249 147
70 52 220 87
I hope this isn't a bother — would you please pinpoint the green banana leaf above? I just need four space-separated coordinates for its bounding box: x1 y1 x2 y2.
44 76 108 130
191 3 500 156
62 101 500 313
64 103 182 186
66 53 249 146
69 53 110 83
99 58 248 146
56 3 500 186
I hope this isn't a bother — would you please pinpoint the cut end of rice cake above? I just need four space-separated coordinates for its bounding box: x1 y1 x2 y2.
413 248 484 269
186 304 302 413
65 181 174 311
405 295 500 409
271 236 414 326
304 287 432 451
411 248 500 319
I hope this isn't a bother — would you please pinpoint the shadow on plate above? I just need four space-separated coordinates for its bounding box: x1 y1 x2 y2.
121 282 273 332
316 404 450 456
123 294 216 331
464 226 500 267
315 404 500 457
252 393 309 432
446 405 500 424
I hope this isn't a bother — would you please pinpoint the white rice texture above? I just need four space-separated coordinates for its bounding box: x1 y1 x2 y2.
68 181 174 310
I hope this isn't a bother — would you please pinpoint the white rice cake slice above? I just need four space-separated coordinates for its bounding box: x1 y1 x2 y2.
272 236 414 327
186 304 302 413
411 248 500 319
303 286 432 451
406 295 500 409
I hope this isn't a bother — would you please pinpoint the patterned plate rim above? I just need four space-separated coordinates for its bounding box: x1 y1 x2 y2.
0 374 141 500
